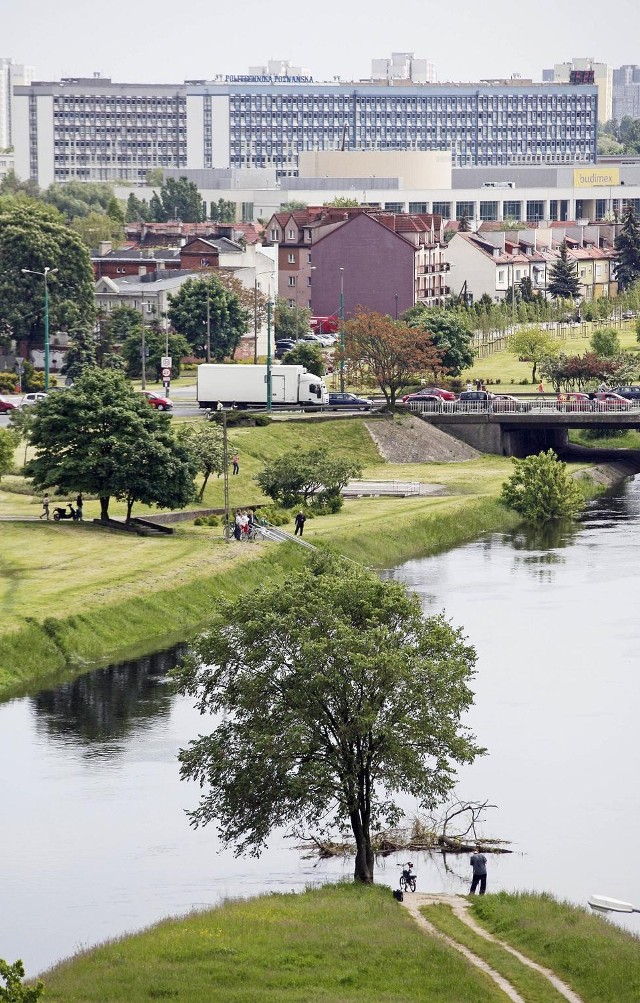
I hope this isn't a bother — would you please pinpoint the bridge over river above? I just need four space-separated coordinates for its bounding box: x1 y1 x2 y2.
410 399 640 456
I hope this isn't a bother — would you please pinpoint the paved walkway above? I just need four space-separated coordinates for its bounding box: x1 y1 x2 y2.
402 893 584 1003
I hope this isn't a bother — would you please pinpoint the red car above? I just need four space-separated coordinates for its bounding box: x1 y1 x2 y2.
593 392 632 410
143 391 173 411
557 393 591 412
402 387 456 403
0 397 17 413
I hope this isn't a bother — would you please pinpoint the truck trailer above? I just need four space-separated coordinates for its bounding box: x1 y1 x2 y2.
197 364 327 410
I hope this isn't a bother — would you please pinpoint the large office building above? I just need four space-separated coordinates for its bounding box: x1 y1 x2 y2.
13 74 598 187
0 57 34 149
543 58 612 123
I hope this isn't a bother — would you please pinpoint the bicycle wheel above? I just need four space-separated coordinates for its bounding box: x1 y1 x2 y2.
399 876 407 893
408 876 417 893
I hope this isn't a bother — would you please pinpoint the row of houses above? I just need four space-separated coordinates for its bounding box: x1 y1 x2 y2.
262 207 622 319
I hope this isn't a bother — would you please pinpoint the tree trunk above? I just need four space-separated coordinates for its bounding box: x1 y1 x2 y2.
99 496 110 521
531 362 537 383
350 810 374 884
198 471 210 502
126 494 134 524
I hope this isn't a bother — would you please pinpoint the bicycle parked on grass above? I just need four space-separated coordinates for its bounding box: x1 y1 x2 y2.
399 862 417 893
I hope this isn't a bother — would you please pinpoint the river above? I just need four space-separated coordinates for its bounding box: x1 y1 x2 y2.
2 478 640 976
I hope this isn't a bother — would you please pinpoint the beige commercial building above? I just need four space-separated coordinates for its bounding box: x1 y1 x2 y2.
544 58 612 123
297 150 452 190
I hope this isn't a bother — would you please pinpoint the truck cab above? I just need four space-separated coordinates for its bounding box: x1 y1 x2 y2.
298 373 327 407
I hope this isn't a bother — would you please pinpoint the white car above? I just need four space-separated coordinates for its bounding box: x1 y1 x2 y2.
21 392 49 406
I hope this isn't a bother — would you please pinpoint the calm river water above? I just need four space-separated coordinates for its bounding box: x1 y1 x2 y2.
3 478 640 976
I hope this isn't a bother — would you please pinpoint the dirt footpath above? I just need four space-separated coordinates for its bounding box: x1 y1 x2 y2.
365 416 480 463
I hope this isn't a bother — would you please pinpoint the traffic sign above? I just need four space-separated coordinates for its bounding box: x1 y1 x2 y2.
161 367 171 379
161 356 172 369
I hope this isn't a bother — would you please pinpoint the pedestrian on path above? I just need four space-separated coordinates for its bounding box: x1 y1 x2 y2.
232 452 240 475
537 380 545 394
294 511 307 537
469 846 487 895
76 493 83 521
40 494 50 520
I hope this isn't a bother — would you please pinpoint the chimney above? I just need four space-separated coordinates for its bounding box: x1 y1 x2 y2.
157 261 166 271
138 266 146 276
98 240 112 256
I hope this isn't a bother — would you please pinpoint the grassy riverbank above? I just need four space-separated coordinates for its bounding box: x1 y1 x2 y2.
0 415 612 697
40 885 640 1001
41 885 505 1002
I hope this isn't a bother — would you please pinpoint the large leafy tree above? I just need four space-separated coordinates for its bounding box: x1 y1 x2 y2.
71 210 123 247
0 429 13 481
121 325 190 379
175 557 483 883
547 241 581 300
63 327 97 380
125 192 151 223
150 177 205 223
0 202 95 350
0 958 44 1002
209 198 236 223
343 310 444 409
41 181 116 221
402 306 474 375
274 300 311 341
177 422 226 501
507 327 561 383
501 450 584 523
282 341 326 375
256 447 361 507
167 275 250 359
28 369 196 522
614 204 640 291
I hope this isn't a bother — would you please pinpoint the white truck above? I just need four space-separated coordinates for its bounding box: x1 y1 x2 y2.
197 364 328 410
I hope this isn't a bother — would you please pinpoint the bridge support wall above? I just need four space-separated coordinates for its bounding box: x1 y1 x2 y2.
431 420 568 457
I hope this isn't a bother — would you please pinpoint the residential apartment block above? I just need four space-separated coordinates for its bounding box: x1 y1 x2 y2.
543 58 612 123
447 225 618 304
0 57 33 149
612 65 640 121
13 75 598 186
265 206 448 316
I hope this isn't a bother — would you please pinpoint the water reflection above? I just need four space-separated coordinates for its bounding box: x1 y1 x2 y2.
32 645 186 752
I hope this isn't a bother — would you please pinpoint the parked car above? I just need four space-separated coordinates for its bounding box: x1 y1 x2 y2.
592 391 632 410
143 391 173 411
611 385 640 401
557 392 592 411
327 392 373 411
0 397 17 413
301 334 325 345
456 391 495 407
491 394 531 413
622 311 637 320
402 387 456 403
403 394 448 410
22 392 48 406
275 339 296 359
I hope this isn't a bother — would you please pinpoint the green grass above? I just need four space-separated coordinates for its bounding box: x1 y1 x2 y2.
42 884 505 1002
471 891 640 1003
422 903 568 1003
569 428 640 449
462 320 640 393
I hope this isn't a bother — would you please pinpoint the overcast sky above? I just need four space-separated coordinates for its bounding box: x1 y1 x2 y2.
4 0 640 84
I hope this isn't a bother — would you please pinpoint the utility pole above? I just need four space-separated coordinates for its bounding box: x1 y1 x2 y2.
339 267 345 393
253 279 258 364
140 296 146 389
206 282 211 363
266 299 272 412
222 409 230 542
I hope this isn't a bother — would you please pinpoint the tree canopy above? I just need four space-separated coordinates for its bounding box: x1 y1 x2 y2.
256 447 361 507
402 306 475 375
177 421 226 501
175 556 483 882
150 176 205 223
500 449 584 523
0 202 95 348
590 326 621 358
343 310 444 409
167 275 250 359
0 958 44 1002
547 241 581 300
507 327 561 383
281 341 326 375
274 300 311 341
0 429 14 481
614 204 640 291
28 369 196 521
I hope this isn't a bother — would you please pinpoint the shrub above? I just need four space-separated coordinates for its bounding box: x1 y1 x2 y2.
253 413 272 427
0 372 18 394
193 517 204 526
500 449 584 523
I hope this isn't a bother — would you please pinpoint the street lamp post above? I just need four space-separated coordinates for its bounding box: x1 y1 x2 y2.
589 895 640 915
339 267 345 394
21 266 58 392
266 298 272 412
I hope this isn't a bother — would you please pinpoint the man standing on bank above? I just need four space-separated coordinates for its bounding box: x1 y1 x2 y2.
294 511 306 537
469 846 487 895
